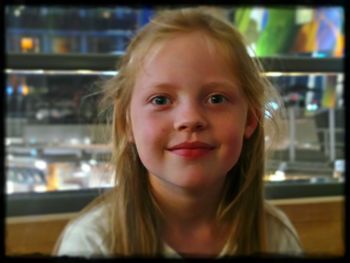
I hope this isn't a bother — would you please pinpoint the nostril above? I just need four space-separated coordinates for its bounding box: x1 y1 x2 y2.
176 121 206 132
195 122 204 129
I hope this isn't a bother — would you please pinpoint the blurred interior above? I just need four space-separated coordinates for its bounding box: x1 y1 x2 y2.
5 5 345 257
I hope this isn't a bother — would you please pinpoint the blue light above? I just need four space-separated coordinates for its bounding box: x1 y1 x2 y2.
312 52 327 58
6 85 13 96
30 149 38 156
268 101 279 110
306 103 319 111
18 85 23 94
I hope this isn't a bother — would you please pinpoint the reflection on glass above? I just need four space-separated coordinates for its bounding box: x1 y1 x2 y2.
5 6 345 194
264 73 344 184
5 72 114 194
4 71 345 194
6 6 344 57
6 6 150 54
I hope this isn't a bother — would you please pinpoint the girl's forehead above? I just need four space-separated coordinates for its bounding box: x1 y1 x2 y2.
130 31 243 93
140 31 235 70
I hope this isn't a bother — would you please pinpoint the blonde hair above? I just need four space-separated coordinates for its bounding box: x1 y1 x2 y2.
90 7 282 256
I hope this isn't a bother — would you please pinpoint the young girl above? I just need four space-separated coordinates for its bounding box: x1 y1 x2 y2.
54 7 303 258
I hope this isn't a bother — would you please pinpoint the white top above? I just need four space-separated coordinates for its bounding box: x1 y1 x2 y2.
55 201 303 258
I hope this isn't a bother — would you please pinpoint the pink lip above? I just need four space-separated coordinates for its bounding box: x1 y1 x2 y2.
167 141 215 158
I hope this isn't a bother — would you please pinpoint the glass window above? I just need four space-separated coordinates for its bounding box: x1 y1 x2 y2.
5 5 345 210
6 6 344 57
264 73 344 184
6 71 114 194
6 6 144 54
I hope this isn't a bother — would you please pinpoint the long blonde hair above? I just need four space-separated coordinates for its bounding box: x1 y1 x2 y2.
96 7 282 256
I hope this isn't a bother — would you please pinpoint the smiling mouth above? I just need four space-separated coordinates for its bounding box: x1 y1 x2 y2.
167 142 215 158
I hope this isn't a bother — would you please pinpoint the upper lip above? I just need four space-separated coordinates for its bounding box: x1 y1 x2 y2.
167 141 215 150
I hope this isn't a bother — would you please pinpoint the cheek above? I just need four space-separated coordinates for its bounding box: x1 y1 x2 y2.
226 133 244 157
218 121 246 166
132 114 166 142
131 114 168 160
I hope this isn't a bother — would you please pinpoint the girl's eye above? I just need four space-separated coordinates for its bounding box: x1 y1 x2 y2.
208 94 227 104
151 96 171 105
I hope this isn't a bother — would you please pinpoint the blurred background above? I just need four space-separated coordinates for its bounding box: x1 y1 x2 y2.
4 5 345 257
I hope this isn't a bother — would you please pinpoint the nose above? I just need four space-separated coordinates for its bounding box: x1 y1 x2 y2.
173 102 208 132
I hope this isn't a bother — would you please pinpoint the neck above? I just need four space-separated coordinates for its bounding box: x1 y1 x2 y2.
149 175 225 228
149 175 230 256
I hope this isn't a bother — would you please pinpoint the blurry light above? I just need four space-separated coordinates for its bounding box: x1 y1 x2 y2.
22 84 30 96
70 138 79 145
76 70 96 74
6 69 45 75
268 101 279 110
264 72 283 77
84 137 91 144
34 160 47 170
306 103 318 111
89 159 97 166
334 159 345 173
21 37 34 50
34 185 47 192
7 181 15 194
264 110 272 119
103 71 117 76
6 85 14 96
337 73 344 83
247 44 256 57
81 163 91 173
7 155 14 161
269 170 286 182
30 149 38 156
312 52 327 58
264 101 279 118
6 69 116 76
14 9 21 17
102 11 111 19
264 72 337 77
303 143 312 149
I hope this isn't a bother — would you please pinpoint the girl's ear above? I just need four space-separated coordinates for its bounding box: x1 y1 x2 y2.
244 109 259 139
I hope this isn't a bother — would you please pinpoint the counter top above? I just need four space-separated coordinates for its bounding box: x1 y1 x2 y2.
6 181 344 217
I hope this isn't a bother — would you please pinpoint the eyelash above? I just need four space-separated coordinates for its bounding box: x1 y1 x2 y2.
150 95 172 106
207 94 228 104
148 93 229 106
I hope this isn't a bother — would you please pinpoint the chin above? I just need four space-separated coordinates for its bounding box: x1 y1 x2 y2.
171 174 224 191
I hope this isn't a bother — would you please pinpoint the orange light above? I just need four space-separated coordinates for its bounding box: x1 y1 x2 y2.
22 85 30 96
21 37 34 51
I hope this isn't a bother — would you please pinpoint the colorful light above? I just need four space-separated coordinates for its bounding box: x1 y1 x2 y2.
21 37 34 51
6 85 13 96
22 84 30 96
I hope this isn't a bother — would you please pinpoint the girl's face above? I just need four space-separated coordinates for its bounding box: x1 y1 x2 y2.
129 32 257 193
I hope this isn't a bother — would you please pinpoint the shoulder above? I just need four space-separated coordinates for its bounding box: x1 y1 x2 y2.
55 202 111 257
264 201 304 255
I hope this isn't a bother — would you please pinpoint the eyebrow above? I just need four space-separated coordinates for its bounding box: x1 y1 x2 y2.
146 80 239 91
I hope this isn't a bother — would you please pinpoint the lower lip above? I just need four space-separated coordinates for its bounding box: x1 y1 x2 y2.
169 148 213 158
